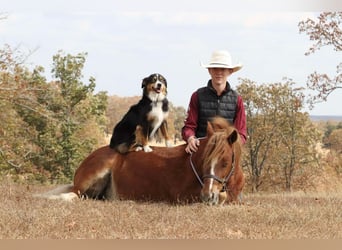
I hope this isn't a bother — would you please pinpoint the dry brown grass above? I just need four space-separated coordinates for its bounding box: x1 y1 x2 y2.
1 180 341 239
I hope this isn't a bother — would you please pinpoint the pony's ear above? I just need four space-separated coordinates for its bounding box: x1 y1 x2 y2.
206 121 214 136
227 130 238 145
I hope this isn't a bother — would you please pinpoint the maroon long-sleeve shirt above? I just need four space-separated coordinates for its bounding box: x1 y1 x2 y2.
182 91 247 144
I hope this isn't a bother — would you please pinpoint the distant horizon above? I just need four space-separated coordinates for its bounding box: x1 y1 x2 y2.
309 115 342 121
107 94 342 120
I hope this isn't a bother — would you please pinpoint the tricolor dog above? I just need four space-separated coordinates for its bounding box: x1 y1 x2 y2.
109 73 172 153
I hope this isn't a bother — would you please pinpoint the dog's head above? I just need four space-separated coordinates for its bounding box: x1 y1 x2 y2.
141 73 167 101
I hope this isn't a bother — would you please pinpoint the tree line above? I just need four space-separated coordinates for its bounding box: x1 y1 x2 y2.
0 12 341 191
0 47 108 183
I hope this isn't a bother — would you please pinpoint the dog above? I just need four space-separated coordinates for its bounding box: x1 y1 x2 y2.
109 73 172 154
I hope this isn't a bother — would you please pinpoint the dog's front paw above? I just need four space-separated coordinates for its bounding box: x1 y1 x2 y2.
143 145 153 152
165 140 173 147
135 146 143 151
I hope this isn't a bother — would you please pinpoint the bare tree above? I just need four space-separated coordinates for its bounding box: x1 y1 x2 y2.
238 78 320 192
299 12 342 107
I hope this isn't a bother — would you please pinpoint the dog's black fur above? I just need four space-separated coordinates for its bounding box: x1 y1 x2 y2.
109 73 171 154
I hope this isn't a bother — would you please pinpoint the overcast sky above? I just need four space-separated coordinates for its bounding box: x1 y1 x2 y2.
1 0 341 115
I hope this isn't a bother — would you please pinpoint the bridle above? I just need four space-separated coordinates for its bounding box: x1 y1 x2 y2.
189 148 235 192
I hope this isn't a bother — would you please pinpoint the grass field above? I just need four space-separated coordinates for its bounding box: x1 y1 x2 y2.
1 180 341 239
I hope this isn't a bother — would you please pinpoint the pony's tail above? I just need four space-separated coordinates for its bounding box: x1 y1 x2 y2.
33 184 78 201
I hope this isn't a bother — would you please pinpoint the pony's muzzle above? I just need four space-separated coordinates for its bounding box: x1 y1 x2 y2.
200 189 219 205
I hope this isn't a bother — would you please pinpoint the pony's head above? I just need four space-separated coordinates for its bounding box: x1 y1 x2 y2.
200 117 240 205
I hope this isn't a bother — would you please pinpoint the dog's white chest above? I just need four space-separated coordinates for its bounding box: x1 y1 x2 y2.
148 102 168 137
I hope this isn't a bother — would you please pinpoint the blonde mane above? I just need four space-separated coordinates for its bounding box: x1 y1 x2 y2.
203 117 242 168
202 131 230 167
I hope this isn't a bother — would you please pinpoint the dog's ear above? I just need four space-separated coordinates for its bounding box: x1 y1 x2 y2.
141 77 148 88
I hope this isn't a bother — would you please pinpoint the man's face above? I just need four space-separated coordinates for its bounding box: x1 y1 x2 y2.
208 68 233 85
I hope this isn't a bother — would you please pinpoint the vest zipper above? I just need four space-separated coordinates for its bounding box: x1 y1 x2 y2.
216 98 220 115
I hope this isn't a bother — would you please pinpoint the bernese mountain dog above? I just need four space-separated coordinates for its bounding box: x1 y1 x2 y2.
109 73 172 153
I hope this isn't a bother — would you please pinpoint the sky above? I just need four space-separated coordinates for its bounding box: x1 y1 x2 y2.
1 0 341 116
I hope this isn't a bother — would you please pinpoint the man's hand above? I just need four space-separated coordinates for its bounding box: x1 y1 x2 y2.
185 136 200 154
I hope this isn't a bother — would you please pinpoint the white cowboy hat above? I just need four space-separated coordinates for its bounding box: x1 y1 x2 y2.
201 50 243 73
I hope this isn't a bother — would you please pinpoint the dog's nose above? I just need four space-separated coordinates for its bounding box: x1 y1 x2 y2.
156 83 162 89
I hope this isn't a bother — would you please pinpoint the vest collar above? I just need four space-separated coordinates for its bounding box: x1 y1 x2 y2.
207 80 231 95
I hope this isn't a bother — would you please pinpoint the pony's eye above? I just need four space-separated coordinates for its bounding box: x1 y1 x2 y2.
222 161 229 168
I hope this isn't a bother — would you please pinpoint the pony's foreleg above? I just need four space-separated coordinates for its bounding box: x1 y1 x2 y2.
218 191 227 205
225 169 245 204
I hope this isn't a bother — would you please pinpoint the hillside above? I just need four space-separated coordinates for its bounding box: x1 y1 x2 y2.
310 115 342 122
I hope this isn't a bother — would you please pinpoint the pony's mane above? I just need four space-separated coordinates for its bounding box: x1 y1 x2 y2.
203 116 242 167
210 116 236 134
202 131 230 168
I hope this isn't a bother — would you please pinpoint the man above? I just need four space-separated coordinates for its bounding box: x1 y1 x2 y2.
182 50 247 154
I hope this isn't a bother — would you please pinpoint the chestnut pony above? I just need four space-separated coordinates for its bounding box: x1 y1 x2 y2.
37 117 244 205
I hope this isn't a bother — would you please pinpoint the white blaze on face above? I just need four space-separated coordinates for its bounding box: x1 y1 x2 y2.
208 158 218 191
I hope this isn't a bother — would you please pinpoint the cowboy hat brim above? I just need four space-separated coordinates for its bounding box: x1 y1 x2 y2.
200 62 243 72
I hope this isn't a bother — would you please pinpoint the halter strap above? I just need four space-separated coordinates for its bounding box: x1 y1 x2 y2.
189 147 235 191
202 155 235 191
202 174 226 184
190 153 204 187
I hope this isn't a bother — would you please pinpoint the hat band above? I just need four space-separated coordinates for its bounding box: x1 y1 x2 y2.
209 62 235 67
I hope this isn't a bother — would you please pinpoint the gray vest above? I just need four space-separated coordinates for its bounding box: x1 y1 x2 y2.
196 81 238 137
